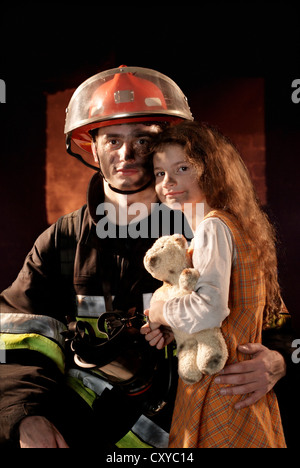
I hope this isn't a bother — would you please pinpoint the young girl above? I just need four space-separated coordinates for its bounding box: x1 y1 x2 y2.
143 121 286 448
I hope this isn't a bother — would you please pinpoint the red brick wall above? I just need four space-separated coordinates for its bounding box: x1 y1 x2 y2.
46 90 92 225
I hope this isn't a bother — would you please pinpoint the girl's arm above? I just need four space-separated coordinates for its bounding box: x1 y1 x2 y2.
163 218 233 334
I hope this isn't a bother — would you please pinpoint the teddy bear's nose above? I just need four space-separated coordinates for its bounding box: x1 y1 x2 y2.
150 256 160 268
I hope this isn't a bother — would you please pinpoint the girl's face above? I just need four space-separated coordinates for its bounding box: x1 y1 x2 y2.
153 144 206 210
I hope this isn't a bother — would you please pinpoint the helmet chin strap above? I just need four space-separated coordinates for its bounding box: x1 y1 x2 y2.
66 136 101 172
107 178 153 195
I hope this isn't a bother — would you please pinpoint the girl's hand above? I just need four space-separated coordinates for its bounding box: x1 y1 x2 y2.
146 301 169 327
141 307 174 349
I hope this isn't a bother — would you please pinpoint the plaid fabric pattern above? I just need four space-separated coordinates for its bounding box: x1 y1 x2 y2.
169 210 286 448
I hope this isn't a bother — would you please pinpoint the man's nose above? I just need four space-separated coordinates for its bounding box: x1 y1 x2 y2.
118 142 135 161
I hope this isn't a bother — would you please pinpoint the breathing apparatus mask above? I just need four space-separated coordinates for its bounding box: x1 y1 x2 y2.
63 308 174 414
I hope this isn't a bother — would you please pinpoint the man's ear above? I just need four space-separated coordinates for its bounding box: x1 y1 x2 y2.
91 141 99 164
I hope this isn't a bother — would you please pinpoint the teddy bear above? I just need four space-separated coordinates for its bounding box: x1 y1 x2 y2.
144 233 228 385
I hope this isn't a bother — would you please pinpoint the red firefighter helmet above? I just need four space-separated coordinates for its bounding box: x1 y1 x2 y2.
65 65 193 155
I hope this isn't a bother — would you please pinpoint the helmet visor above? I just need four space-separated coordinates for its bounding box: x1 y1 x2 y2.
65 66 193 153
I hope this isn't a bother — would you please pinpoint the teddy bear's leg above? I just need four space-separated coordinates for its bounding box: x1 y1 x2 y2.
196 328 228 375
177 339 203 385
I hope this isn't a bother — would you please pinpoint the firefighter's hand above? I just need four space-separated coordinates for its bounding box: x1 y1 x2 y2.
19 416 69 448
214 343 286 410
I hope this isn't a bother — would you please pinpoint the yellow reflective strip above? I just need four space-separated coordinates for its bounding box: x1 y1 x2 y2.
0 333 65 373
65 375 96 408
116 431 152 449
0 313 66 348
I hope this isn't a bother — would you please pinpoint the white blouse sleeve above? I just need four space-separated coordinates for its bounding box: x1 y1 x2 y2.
163 217 235 334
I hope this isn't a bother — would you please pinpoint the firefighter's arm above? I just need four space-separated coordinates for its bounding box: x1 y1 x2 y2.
0 223 68 445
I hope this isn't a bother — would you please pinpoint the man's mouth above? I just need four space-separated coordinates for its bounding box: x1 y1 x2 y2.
165 191 185 197
116 165 140 175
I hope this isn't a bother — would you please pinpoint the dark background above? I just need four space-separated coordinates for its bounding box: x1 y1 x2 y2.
0 1 300 448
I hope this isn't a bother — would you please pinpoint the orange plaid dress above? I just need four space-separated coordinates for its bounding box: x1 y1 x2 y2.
169 210 286 448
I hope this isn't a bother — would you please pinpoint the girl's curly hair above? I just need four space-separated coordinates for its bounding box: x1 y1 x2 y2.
151 121 283 328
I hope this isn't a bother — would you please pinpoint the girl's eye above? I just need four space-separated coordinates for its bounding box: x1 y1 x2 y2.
155 171 165 178
178 166 189 172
